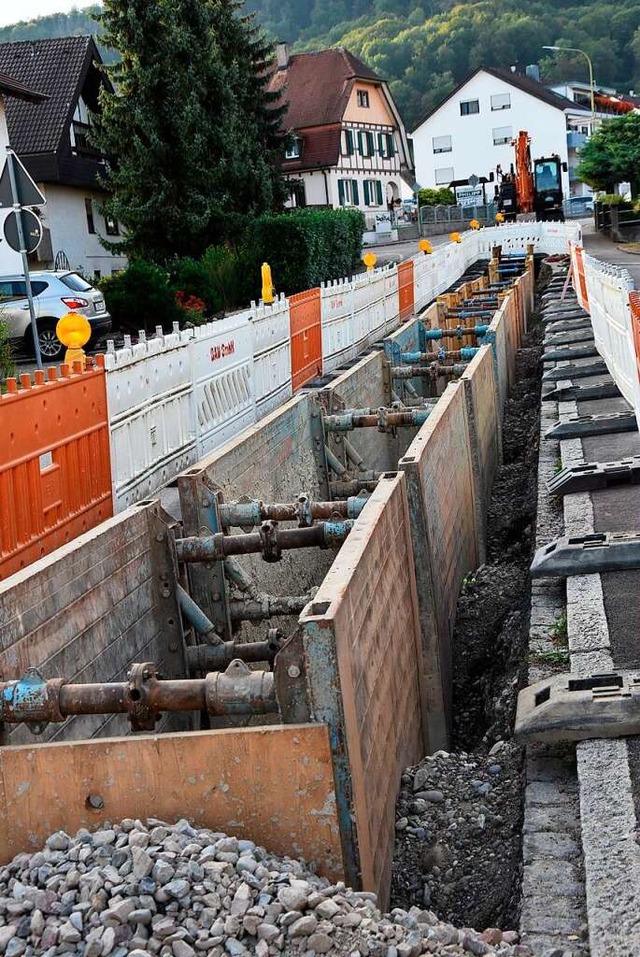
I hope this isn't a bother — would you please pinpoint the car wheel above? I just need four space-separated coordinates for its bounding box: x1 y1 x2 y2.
36 321 65 361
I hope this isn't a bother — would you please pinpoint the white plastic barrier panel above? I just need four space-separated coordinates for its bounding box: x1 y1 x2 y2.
250 296 292 419
583 253 638 410
190 315 256 459
353 269 387 351
321 277 356 373
105 328 197 512
383 264 400 333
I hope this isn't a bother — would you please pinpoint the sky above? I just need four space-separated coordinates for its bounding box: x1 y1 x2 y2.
0 0 100 28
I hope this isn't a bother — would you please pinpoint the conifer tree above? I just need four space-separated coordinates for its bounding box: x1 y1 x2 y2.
95 0 287 261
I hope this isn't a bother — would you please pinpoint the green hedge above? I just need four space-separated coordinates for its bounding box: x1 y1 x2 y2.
244 208 366 297
101 208 366 332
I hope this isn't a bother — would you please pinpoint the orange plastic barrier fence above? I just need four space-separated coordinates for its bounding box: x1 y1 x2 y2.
398 260 415 322
629 292 640 382
570 242 590 313
0 358 113 580
290 287 322 391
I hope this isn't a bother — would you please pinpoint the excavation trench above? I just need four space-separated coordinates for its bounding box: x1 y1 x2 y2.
390 264 549 933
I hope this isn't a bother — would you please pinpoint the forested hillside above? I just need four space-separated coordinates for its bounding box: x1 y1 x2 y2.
2 0 639 127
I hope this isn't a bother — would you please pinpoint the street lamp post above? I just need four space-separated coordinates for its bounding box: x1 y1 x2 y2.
542 45 596 127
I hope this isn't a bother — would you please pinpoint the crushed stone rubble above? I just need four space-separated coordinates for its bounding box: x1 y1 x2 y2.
0 820 536 957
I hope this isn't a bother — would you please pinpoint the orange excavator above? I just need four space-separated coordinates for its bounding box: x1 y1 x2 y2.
496 130 566 222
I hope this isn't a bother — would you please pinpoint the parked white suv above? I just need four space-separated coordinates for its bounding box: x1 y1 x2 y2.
0 271 112 361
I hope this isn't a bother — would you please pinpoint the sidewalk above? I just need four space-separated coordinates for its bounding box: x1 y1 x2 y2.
582 223 640 286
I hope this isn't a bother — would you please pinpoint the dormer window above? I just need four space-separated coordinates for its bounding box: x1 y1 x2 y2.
357 90 370 108
285 137 301 159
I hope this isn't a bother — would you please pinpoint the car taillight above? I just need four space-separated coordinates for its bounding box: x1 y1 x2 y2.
61 297 89 309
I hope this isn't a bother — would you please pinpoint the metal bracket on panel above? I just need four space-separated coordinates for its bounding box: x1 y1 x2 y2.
545 410 637 440
273 627 312 725
542 381 621 403
543 344 599 362
531 531 640 578
148 507 189 682
542 359 609 382
177 470 233 641
309 395 331 501
547 456 640 497
515 671 640 744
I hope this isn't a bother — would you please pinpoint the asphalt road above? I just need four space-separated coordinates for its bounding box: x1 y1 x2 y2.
581 222 640 287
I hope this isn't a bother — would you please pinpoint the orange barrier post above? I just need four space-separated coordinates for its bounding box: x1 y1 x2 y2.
289 287 322 391
570 242 590 313
398 260 415 323
0 357 113 580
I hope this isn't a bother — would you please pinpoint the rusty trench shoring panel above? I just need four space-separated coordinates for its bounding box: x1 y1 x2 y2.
176 520 355 564
0 660 278 734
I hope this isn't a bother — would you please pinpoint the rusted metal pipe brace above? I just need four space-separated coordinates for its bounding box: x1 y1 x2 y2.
401 347 478 364
229 596 310 620
330 478 380 496
177 585 224 645
219 494 365 528
391 363 467 379
176 520 355 564
186 635 284 673
0 662 277 733
423 325 489 341
323 408 431 432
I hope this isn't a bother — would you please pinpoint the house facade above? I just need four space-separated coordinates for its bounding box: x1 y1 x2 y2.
411 67 590 204
270 46 414 235
0 36 126 278
0 71 47 274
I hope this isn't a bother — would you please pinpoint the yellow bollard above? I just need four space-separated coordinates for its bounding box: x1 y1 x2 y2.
362 252 377 273
495 212 505 224
450 231 462 243
261 262 274 304
55 313 92 369
469 219 480 230
418 239 433 255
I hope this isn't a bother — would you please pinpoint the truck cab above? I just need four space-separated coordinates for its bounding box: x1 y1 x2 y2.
534 157 565 221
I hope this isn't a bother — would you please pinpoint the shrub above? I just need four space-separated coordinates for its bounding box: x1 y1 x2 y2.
244 208 366 297
200 245 247 313
99 259 180 333
418 187 456 206
0 317 14 384
175 290 207 326
170 258 218 314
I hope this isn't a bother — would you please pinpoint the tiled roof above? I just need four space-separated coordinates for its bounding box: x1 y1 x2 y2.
270 47 383 130
0 36 98 154
0 71 47 103
282 127 342 172
411 65 589 132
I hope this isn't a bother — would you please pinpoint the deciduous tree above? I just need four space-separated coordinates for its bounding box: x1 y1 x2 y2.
577 112 640 197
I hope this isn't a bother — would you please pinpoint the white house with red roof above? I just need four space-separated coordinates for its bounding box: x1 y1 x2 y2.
270 45 414 230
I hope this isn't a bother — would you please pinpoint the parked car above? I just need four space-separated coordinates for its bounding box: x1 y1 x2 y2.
0 271 112 361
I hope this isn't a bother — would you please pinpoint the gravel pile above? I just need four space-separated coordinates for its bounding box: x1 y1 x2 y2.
391 745 524 932
0 820 536 957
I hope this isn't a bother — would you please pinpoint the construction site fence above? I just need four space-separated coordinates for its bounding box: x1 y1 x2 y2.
0 221 581 577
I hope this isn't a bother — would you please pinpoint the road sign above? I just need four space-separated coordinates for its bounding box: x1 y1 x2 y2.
0 153 46 209
4 208 42 253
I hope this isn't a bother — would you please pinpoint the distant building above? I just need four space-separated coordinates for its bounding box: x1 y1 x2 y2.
0 70 47 274
269 45 414 237
0 36 127 277
410 66 592 203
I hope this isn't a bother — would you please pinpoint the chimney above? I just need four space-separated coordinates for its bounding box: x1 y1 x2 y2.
276 42 289 71
526 63 541 82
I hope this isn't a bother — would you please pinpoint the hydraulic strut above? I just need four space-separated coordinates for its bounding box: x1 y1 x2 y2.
176 519 354 564
401 347 479 364
422 325 489 341
0 661 278 733
186 633 284 673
